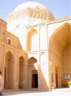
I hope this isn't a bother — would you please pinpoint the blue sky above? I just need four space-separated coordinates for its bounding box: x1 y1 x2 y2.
0 0 70 21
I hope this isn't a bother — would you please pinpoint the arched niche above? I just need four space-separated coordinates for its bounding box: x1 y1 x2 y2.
48 23 70 88
26 27 37 51
4 51 14 89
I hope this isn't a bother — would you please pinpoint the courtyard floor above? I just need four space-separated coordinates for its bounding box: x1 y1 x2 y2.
2 88 71 96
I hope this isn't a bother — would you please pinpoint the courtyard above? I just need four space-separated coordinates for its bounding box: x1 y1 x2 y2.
0 0 71 93
2 88 71 96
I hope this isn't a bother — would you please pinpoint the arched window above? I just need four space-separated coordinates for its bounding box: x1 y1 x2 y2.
7 38 11 44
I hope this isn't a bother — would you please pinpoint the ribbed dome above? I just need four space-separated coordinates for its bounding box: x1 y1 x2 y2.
14 1 49 12
8 1 54 22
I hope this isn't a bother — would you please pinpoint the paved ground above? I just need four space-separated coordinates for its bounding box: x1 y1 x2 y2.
2 88 71 96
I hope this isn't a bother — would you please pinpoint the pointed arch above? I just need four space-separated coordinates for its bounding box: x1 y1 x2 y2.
4 51 14 89
26 28 37 51
48 23 70 88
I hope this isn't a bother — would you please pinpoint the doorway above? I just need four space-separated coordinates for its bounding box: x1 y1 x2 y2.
55 68 58 88
32 71 38 88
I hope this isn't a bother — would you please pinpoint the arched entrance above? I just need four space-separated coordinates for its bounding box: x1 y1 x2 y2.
19 56 24 89
28 57 38 89
49 23 70 88
4 51 14 89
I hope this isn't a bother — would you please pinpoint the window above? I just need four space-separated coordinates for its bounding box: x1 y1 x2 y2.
7 38 11 44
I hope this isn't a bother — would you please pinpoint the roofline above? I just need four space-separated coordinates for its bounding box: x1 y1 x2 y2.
48 17 71 25
0 18 7 24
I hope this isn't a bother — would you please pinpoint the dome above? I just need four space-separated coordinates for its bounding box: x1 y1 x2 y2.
8 1 54 22
7 1 55 51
